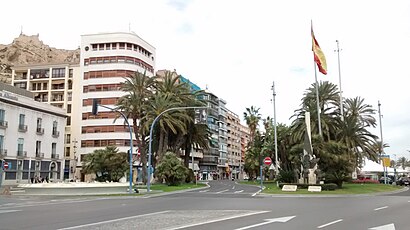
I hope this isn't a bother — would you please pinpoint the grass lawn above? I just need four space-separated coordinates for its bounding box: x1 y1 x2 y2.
241 181 403 195
137 182 207 193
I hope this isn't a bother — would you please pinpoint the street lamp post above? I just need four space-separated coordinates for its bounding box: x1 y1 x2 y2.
271 81 279 185
92 101 134 194
147 106 207 192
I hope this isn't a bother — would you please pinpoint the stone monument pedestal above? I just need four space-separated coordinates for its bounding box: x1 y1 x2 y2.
308 169 317 184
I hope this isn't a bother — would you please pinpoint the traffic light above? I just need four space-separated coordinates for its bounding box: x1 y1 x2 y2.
92 99 99 115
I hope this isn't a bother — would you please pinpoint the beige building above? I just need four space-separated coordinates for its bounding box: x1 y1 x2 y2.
11 63 80 180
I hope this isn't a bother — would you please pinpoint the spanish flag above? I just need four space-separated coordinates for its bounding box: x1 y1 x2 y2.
311 25 327 75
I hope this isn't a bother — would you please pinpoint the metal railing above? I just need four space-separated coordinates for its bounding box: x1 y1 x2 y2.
36 128 44 135
0 120 8 128
18 124 27 132
52 131 60 138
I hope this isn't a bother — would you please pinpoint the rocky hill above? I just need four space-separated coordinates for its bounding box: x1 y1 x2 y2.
0 34 80 83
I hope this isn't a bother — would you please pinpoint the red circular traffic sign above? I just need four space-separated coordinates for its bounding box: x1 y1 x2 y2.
263 157 272 165
3 161 9 170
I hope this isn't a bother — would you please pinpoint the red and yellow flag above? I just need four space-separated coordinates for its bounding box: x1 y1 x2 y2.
311 25 327 75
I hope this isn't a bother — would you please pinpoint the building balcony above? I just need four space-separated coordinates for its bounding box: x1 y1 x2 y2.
52 131 60 138
200 156 218 165
0 120 8 129
36 152 44 159
18 124 28 132
0 149 7 158
51 154 60 159
36 128 44 135
17 151 27 158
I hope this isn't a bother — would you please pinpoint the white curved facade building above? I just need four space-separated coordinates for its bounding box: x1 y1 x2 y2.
76 32 155 179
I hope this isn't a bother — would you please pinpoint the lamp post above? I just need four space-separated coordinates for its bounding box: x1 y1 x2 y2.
147 106 207 192
92 100 134 194
271 81 279 184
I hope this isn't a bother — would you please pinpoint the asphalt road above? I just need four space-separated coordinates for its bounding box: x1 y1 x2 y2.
0 181 409 230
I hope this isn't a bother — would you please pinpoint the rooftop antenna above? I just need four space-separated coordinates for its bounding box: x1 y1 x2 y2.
20 25 23 35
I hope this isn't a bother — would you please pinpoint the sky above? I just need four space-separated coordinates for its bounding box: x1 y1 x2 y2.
1 0 410 159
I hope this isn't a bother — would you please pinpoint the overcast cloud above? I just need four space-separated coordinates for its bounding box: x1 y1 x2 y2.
1 0 409 158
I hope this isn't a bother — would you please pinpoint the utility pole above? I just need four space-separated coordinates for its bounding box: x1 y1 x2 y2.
336 40 344 120
378 100 386 184
271 81 279 184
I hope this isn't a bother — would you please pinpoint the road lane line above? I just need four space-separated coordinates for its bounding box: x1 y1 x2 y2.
57 210 170 230
235 190 244 194
232 186 235 189
216 189 229 194
0 210 21 214
374 206 388 211
317 219 343 229
169 211 270 230
252 189 262 197
199 190 209 193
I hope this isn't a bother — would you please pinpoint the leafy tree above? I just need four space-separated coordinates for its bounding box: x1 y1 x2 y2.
116 71 156 184
82 146 128 182
397 157 410 170
155 152 188 185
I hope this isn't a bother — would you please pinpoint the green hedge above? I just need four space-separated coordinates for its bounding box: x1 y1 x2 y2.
278 183 337 191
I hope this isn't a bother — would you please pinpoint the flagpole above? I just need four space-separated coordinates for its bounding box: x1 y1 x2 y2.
313 62 322 137
336 40 344 120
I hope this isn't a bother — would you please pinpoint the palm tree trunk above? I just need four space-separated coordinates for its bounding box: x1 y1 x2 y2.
163 131 169 155
184 142 191 168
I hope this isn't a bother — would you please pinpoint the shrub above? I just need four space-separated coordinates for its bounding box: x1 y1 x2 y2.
351 179 379 184
155 152 188 186
185 169 195 183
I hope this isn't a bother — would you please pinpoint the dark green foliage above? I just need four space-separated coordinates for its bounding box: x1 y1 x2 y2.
82 146 128 182
155 152 188 186
185 169 195 183
277 170 297 183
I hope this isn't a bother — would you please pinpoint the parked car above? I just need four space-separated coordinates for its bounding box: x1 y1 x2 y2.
396 177 410 186
378 177 393 184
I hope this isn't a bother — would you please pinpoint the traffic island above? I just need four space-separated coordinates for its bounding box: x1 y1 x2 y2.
17 182 136 195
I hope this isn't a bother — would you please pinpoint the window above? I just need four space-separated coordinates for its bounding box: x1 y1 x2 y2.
52 143 57 156
19 114 25 126
17 138 24 155
119 43 125 49
98 44 104 50
52 121 58 135
52 68 65 78
0 109 5 122
67 92 72 101
43 82 48 90
65 147 70 157
66 116 71 126
37 118 42 129
36 141 41 155
69 69 73 78
112 43 117 50
92 44 97 51
66 134 71 144
0 135 4 152
105 43 111 50
67 104 72 113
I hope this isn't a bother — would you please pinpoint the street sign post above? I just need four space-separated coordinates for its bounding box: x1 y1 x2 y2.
263 157 272 165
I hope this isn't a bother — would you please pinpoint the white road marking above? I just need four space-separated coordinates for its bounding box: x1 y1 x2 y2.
169 211 270 230
235 216 296 230
369 223 396 230
0 210 21 214
216 189 229 194
374 206 388 211
232 186 235 189
234 190 244 194
57 210 170 230
0 198 106 209
199 190 209 193
252 190 262 197
317 219 343 229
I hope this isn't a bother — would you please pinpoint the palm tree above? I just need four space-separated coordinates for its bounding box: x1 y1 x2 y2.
397 157 409 170
344 97 377 128
243 106 261 144
143 93 192 162
116 71 156 184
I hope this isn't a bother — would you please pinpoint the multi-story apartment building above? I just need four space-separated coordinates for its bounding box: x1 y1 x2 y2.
239 122 250 179
217 98 228 179
11 63 80 180
226 110 242 179
0 82 66 185
199 91 219 180
78 32 155 180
